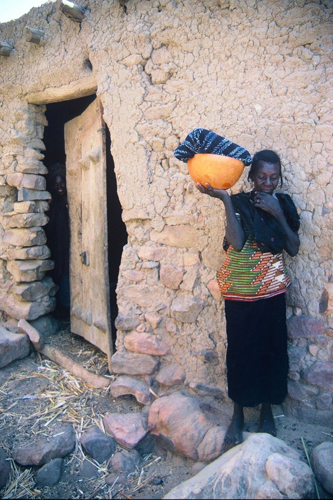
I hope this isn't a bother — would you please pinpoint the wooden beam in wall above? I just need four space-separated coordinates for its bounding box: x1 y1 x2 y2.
25 76 97 104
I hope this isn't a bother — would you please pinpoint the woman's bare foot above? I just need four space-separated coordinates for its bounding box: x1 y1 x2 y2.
221 403 244 454
258 403 276 436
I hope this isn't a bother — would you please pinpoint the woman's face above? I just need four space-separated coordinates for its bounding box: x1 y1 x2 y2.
252 161 280 194
53 175 66 196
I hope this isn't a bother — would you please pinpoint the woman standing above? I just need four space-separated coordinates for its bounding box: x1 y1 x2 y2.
196 149 300 451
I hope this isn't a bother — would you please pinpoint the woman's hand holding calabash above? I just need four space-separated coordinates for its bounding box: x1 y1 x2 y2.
195 182 229 201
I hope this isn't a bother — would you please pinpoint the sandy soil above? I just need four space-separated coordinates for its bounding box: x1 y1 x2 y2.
0 321 332 499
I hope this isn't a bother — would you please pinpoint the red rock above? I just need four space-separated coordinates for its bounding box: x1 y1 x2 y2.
207 279 222 301
108 449 141 474
160 264 184 289
111 351 159 376
144 312 162 329
287 315 326 339
110 376 152 405
124 332 170 356
148 394 218 461
103 413 148 449
156 365 186 386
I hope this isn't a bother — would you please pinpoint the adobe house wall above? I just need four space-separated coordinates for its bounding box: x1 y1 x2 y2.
0 0 332 423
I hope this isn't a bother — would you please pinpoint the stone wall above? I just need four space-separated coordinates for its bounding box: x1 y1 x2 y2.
0 0 332 422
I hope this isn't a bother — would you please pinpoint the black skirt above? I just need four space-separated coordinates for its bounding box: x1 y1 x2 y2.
225 294 289 407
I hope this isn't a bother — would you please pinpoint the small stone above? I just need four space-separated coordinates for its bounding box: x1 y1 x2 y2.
81 426 116 464
110 376 152 405
311 442 333 495
108 449 141 474
0 327 30 369
193 350 219 366
189 382 224 400
170 296 205 323
12 424 75 466
160 264 184 289
103 413 148 449
303 361 333 390
156 365 186 386
207 280 222 301
124 332 170 356
30 315 59 338
111 351 159 376
105 472 127 485
35 458 62 487
114 313 140 331
135 433 155 456
0 448 11 489
80 459 99 479
287 315 326 339
144 312 162 329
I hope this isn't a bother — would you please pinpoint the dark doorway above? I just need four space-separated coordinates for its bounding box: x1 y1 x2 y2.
43 95 128 349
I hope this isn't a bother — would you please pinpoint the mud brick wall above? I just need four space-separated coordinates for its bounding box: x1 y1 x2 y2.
0 0 332 423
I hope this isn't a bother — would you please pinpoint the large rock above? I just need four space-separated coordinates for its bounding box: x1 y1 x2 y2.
12 424 75 466
0 292 56 320
103 412 149 449
148 394 225 462
311 442 333 495
13 276 58 301
111 350 159 376
4 245 51 261
124 332 170 356
0 327 30 368
3 227 46 247
7 259 54 282
6 212 49 228
164 434 315 499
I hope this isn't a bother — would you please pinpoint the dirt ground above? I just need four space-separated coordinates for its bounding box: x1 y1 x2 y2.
0 321 332 500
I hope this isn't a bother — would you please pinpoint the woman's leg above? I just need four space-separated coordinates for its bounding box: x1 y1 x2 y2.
221 402 244 453
258 403 276 436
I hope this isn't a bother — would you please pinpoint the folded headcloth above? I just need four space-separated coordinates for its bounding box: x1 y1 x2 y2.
174 128 253 166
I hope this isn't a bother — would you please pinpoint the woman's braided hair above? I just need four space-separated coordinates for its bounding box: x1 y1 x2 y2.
248 150 283 187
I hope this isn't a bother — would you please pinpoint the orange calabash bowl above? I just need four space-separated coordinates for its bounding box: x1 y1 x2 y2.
187 153 245 190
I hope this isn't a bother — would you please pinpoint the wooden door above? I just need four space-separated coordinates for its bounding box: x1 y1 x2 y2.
64 98 112 365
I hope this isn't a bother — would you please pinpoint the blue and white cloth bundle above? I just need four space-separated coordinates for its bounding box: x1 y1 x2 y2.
174 128 253 166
